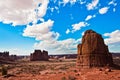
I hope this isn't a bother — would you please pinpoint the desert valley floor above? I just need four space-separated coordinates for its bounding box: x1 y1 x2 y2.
0 58 120 80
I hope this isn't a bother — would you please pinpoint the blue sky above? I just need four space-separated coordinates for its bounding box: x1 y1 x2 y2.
0 0 120 55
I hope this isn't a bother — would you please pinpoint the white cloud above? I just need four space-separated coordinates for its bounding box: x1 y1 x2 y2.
63 0 69 4
80 0 86 5
85 15 96 21
104 30 120 44
53 0 57 4
113 8 116 12
23 19 60 41
55 6 59 10
55 6 60 13
34 38 81 54
0 0 49 26
50 7 54 12
85 15 92 21
81 31 85 36
72 22 89 33
108 43 120 53
0 48 32 55
108 0 117 12
108 0 117 6
70 0 76 4
63 0 76 6
49 6 60 13
86 0 99 10
36 0 49 17
99 7 109 14
39 18 45 23
66 29 70 34
23 18 81 54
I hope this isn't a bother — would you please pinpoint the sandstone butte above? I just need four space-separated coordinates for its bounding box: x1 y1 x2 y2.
77 30 113 68
0 52 17 61
30 50 49 61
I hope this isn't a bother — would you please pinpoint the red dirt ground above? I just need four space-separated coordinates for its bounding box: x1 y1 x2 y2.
0 59 120 80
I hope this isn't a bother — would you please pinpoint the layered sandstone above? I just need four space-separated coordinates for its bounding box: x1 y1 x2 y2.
30 50 49 61
77 30 113 68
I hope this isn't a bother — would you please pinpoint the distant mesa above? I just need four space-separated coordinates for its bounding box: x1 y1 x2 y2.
30 50 49 61
0 51 9 58
77 30 113 68
0 51 17 62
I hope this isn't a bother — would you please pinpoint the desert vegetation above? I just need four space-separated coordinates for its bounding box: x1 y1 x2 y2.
0 57 119 80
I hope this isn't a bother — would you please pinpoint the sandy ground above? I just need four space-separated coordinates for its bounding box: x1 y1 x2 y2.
0 59 120 80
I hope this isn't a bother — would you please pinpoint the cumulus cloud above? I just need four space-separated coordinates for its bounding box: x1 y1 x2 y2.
66 29 70 34
0 48 32 55
86 0 99 10
85 15 96 21
104 30 120 44
23 18 81 54
72 22 89 33
99 7 109 14
34 38 81 54
23 19 59 41
0 0 49 26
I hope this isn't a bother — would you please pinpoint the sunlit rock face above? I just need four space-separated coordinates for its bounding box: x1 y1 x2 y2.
77 30 113 68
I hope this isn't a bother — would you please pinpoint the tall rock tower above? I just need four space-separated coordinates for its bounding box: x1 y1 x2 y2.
77 30 113 68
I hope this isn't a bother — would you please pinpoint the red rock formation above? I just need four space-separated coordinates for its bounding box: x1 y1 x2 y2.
0 51 9 60
0 51 18 62
77 30 113 68
30 50 49 61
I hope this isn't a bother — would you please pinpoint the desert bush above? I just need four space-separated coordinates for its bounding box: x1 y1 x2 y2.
73 69 77 73
61 76 67 80
69 63 76 67
1 66 8 76
59 65 68 70
68 75 76 80
50 67 54 70
39 65 46 71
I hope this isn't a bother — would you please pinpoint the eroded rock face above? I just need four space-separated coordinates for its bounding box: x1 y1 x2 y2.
30 50 49 61
77 30 113 68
